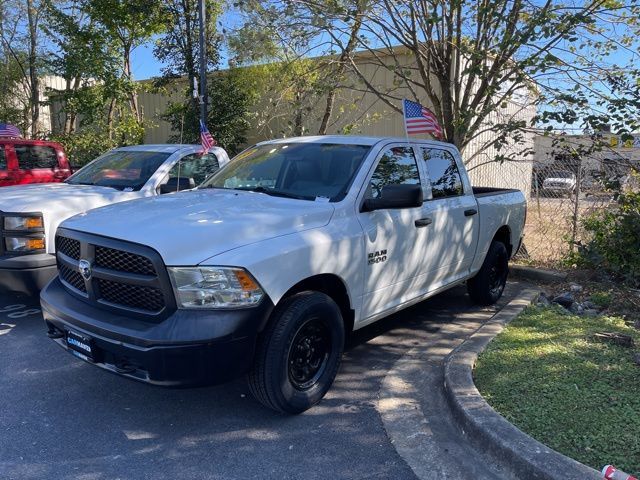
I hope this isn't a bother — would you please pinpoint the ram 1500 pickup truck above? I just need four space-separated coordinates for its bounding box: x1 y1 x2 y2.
41 136 526 414
0 144 228 293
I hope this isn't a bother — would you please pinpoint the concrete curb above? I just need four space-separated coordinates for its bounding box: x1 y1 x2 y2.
443 287 601 480
509 264 568 283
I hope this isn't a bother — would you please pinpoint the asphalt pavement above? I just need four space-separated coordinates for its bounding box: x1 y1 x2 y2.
0 282 522 480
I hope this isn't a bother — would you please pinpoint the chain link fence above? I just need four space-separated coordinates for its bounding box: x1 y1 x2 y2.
513 135 640 266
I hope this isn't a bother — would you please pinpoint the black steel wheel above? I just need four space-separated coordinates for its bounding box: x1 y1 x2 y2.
288 319 331 390
247 291 345 414
467 240 509 305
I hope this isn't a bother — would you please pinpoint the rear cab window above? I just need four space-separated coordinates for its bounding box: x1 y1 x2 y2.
421 148 464 199
15 145 58 169
167 152 220 186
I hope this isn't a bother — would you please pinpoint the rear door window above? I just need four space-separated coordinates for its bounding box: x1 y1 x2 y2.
0 145 6 170
167 152 220 186
422 148 464 198
15 145 58 169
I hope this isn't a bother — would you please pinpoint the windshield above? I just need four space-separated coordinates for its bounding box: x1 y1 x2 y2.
66 150 171 191
201 142 371 201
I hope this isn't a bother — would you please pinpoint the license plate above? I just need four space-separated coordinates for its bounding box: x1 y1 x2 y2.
66 330 94 361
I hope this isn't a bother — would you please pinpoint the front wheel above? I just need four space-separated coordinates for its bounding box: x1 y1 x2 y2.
247 291 345 414
467 240 509 305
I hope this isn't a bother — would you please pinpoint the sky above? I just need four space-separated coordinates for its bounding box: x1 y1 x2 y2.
130 43 166 81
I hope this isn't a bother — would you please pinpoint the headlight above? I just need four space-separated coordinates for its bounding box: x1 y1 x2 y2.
4 215 43 230
5 237 45 252
168 266 264 309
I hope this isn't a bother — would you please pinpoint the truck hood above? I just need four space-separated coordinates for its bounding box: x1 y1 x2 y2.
61 189 335 265
0 183 138 214
0 183 140 252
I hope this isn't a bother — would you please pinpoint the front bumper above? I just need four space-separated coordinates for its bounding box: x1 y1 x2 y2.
41 277 274 387
0 253 57 294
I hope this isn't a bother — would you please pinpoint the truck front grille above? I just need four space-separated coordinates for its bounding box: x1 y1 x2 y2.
95 246 156 275
56 236 80 260
55 229 175 320
59 263 87 293
97 279 164 312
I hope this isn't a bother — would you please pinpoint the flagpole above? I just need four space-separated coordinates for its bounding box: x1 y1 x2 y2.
402 99 414 151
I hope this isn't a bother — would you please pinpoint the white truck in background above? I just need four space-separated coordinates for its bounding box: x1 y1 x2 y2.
41 136 526 414
0 144 229 293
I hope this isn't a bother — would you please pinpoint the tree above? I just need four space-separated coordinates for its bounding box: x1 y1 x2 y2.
163 68 252 155
153 0 222 119
42 0 117 134
317 1 640 163
86 0 166 122
0 0 45 137
231 0 370 136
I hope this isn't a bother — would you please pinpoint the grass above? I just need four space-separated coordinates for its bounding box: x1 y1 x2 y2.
475 305 640 476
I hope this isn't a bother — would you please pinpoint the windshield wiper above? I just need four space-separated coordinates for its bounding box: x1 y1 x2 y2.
233 186 311 200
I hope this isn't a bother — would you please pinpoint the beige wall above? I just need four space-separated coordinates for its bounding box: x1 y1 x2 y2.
139 51 535 196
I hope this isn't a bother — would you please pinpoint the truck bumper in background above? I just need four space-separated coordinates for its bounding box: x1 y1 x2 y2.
0 253 57 294
41 277 275 387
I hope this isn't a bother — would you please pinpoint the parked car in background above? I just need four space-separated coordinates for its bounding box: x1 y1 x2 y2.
42 135 526 414
542 170 577 197
0 144 229 293
0 138 72 187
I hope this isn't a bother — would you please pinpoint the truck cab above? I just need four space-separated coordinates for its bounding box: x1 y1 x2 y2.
0 139 72 187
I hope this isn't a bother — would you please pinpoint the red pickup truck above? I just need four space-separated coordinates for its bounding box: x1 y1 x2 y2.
0 138 72 186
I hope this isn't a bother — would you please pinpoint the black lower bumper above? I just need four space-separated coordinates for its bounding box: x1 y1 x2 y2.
0 253 57 294
41 277 274 387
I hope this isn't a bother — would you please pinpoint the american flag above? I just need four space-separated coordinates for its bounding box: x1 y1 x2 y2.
199 120 216 153
402 99 443 139
0 123 21 138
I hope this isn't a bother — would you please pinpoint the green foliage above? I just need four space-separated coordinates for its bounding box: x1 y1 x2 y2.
590 291 613 309
153 0 222 84
576 176 640 286
52 113 145 166
475 306 640 476
163 69 252 156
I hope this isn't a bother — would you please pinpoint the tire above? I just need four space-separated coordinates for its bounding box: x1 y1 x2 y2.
467 240 509 305
247 291 345 414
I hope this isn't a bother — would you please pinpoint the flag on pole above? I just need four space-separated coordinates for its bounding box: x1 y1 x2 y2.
0 123 22 138
199 120 216 153
402 99 443 139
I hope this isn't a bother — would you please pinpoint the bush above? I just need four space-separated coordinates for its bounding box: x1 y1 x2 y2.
52 115 145 167
577 176 640 286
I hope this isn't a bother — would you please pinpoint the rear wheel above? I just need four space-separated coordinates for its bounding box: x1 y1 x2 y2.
467 240 509 305
247 291 345 414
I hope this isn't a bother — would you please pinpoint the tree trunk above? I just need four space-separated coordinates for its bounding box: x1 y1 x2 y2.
26 0 39 138
318 2 365 135
123 45 140 122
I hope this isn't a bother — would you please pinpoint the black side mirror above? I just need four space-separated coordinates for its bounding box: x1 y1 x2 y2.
160 176 195 194
362 184 423 212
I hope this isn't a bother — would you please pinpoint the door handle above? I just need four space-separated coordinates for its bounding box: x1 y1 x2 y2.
464 209 478 217
414 218 433 228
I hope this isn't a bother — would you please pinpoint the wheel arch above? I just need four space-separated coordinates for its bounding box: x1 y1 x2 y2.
266 274 355 335
492 225 513 257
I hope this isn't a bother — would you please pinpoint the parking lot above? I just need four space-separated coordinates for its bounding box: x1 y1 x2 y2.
0 282 522 480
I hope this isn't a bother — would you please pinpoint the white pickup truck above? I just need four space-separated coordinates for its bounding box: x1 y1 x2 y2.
41 136 526 413
0 144 229 293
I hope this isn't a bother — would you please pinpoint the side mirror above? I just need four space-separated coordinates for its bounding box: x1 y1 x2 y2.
361 184 423 212
160 176 195 194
